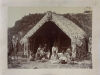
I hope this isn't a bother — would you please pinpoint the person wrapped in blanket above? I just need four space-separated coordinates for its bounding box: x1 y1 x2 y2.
58 48 71 64
35 44 50 61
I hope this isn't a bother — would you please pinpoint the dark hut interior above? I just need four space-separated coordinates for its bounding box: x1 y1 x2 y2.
29 21 71 54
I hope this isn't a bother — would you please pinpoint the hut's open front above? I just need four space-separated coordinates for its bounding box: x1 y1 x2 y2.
29 21 71 55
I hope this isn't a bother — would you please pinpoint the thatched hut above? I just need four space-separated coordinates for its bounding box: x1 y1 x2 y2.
20 11 88 60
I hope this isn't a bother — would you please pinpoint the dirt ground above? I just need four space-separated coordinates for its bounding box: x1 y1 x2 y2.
8 57 92 69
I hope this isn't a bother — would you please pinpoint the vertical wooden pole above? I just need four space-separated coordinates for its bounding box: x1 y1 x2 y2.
71 41 76 59
23 39 29 58
23 43 26 56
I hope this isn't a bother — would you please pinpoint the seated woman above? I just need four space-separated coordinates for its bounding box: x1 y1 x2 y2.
50 45 59 64
51 45 59 60
59 48 71 64
59 51 67 64
35 45 43 60
35 44 49 60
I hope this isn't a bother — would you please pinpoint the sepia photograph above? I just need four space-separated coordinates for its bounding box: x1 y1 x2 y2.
8 7 92 69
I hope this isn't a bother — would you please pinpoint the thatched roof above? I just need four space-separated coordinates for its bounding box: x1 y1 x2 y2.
20 11 87 44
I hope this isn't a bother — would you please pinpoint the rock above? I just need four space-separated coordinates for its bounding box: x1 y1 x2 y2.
34 67 38 69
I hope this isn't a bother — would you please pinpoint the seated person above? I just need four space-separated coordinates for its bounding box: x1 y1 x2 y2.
59 52 67 64
35 45 48 60
51 50 58 60
35 45 43 60
51 45 59 60
52 45 58 55
59 49 71 64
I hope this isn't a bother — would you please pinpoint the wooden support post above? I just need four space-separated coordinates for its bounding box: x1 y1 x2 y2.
23 39 29 58
71 41 76 59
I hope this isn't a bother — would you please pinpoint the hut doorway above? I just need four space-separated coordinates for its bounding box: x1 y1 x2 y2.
29 21 71 55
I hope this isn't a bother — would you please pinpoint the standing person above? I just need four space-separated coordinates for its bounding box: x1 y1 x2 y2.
88 37 92 53
12 35 19 61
